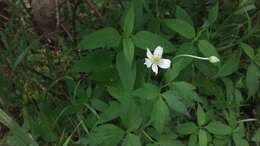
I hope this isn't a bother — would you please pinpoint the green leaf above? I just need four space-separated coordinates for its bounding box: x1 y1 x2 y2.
107 86 130 102
116 51 136 91
78 27 121 50
89 67 117 82
188 134 198 146
133 31 175 53
14 38 39 70
198 129 208 146
175 6 193 25
252 128 260 142
72 50 114 73
165 58 192 82
88 124 125 146
164 19 195 39
124 5 135 35
173 81 202 102
176 122 198 135
215 50 241 77
133 83 160 100
152 98 169 133
198 40 219 58
159 140 185 146
0 108 38 146
234 4 256 15
123 37 135 65
240 43 255 59
120 98 142 131
122 133 141 146
165 43 196 82
233 134 249 146
197 105 206 126
162 90 189 115
146 144 160 146
205 121 232 135
208 3 219 24
246 63 260 97
98 102 121 124
131 0 144 28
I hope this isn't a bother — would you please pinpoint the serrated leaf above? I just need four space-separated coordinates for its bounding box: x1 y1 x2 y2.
89 67 117 82
206 121 232 135
120 98 142 131
107 86 130 102
162 90 189 115
122 133 141 146
159 140 185 146
199 129 207 146
233 134 249 146
98 102 121 124
208 3 219 24
123 37 135 65
240 43 255 59
88 124 124 146
78 27 121 50
175 6 193 25
164 19 195 39
72 50 114 73
246 63 259 97
252 128 260 142
133 31 175 53
215 50 241 77
152 98 169 133
198 40 219 58
197 105 206 126
133 83 160 100
173 82 202 102
188 134 198 146
116 51 136 91
176 122 198 135
124 5 135 35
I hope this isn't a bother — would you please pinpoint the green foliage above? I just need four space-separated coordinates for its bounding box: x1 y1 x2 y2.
0 0 259 146
151 98 169 133
205 121 232 135
122 133 141 146
0 108 38 146
78 27 121 50
164 19 196 39
133 31 175 53
87 124 125 146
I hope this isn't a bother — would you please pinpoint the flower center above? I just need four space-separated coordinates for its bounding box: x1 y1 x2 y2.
151 55 161 64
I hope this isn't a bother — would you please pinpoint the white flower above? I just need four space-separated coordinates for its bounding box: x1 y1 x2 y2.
208 56 220 63
144 46 171 75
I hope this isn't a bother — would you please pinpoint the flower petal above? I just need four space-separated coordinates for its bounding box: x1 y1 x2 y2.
152 64 158 75
154 46 163 57
146 48 153 59
144 58 152 68
158 58 171 69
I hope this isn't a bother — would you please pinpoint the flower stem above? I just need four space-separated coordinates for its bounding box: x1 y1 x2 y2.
173 54 209 61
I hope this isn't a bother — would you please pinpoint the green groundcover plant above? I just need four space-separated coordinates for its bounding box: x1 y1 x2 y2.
0 0 260 146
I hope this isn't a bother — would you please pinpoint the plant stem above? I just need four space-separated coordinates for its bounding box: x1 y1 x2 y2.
173 54 209 61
